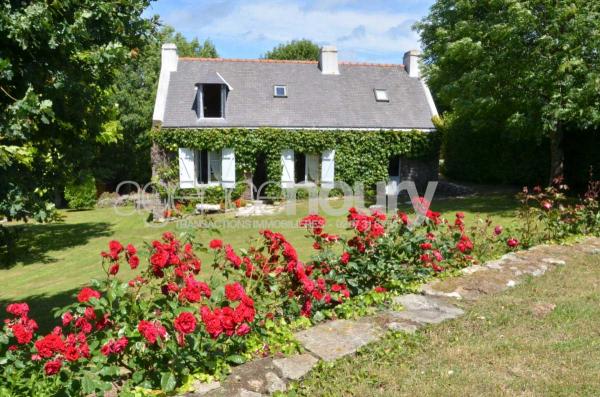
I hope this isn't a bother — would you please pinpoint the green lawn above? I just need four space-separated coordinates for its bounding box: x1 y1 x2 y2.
0 193 519 330
286 251 600 396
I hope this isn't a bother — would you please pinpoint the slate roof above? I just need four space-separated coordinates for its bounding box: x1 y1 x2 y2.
161 58 436 130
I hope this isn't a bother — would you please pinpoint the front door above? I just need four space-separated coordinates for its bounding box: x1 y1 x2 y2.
252 153 268 200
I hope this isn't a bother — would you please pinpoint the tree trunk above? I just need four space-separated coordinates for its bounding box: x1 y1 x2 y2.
548 123 564 185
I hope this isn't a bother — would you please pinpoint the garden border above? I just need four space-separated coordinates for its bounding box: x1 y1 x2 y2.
180 236 600 396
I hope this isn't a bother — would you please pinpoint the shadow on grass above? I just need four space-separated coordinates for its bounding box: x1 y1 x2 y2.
1 288 79 333
0 222 112 269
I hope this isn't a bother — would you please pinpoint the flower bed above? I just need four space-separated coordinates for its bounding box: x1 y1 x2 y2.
1 180 598 396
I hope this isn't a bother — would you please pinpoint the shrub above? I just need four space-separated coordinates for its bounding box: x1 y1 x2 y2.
64 173 97 210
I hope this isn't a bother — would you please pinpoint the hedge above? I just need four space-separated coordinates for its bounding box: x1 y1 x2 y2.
442 119 600 189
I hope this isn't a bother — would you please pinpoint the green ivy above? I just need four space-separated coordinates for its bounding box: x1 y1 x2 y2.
152 128 440 196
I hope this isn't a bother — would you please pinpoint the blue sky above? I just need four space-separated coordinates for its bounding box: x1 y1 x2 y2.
145 0 436 63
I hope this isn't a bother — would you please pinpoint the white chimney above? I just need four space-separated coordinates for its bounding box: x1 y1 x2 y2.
403 50 420 78
319 45 339 75
161 43 179 72
152 43 179 125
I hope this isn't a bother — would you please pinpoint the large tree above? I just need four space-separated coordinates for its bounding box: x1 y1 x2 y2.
0 0 157 220
416 0 600 183
263 39 320 61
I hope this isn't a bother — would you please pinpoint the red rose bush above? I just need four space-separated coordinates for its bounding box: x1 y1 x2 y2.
1 187 597 395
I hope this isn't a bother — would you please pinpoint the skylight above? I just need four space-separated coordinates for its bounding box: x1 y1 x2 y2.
274 85 287 98
374 89 389 102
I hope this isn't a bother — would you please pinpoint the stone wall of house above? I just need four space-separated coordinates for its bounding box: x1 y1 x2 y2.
401 157 439 192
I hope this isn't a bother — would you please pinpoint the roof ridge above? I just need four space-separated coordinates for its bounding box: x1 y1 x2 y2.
179 57 318 64
178 57 404 68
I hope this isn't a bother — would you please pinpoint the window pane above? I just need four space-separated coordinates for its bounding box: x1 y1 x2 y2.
202 84 223 117
295 153 306 183
208 151 221 183
375 89 388 102
275 86 286 97
306 154 320 183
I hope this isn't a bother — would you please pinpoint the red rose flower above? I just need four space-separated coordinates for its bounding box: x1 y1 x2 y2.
11 323 34 344
138 320 166 344
44 360 62 376
62 312 73 326
494 225 503 235
174 312 196 335
77 288 100 303
34 334 65 358
340 252 351 264
224 245 243 268
109 240 123 254
225 282 245 302
100 337 128 356
126 244 137 256
109 263 119 275
209 239 223 250
6 303 29 317
236 323 251 336
507 238 520 248
128 255 140 269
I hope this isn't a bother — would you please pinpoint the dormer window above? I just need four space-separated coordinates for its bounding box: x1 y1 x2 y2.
194 83 227 119
274 85 287 98
374 89 389 102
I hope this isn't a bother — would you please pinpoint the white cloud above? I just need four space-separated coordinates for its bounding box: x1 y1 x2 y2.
160 0 424 62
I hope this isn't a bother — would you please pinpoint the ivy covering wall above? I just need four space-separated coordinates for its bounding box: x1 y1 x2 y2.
151 128 440 196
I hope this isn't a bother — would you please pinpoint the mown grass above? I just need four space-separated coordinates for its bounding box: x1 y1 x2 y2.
285 251 600 397
0 193 519 330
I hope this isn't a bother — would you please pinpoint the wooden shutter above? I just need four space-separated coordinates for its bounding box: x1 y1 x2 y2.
221 148 236 188
281 149 295 188
321 150 335 188
178 148 196 188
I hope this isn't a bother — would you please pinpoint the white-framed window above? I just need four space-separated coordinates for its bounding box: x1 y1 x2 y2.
374 89 389 102
195 149 222 185
294 153 320 184
195 84 227 119
274 85 287 98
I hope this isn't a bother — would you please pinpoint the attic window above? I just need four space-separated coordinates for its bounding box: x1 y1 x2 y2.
274 85 287 98
374 89 389 102
195 84 226 119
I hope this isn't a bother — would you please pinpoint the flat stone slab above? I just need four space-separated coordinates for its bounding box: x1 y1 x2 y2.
383 294 466 325
394 294 464 316
390 308 463 325
273 354 318 380
203 357 281 396
294 319 383 362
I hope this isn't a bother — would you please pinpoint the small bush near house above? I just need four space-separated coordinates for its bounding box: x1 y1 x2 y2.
0 181 597 395
64 173 97 210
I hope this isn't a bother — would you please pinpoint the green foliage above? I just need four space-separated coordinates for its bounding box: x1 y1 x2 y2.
262 39 321 61
441 117 550 185
0 0 157 219
417 0 600 182
64 173 97 210
152 127 441 196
